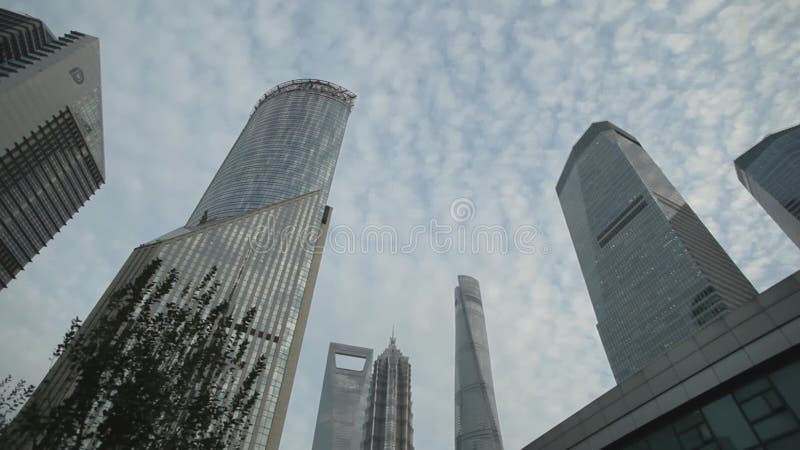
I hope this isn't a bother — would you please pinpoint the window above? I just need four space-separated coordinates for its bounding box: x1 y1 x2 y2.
610 363 800 449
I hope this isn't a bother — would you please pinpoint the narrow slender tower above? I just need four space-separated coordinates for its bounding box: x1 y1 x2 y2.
362 333 414 450
454 275 504 450
735 124 800 249
557 121 756 382
15 79 355 449
312 343 374 450
0 8 104 290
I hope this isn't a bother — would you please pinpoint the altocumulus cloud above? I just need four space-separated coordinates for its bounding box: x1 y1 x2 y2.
1 0 799 448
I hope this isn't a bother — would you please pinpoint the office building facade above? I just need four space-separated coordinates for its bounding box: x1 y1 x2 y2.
362 335 414 450
557 121 756 382
524 271 800 450
312 343 373 450
0 8 104 290
15 79 354 449
455 275 504 450
735 124 800 249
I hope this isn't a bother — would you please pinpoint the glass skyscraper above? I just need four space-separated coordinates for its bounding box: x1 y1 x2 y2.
362 334 414 450
454 275 504 450
0 9 104 290
557 121 756 383
312 342 373 450
735 124 800 249
186 80 353 227
17 79 354 449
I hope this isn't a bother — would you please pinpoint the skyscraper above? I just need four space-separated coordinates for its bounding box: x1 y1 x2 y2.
557 121 756 382
17 79 354 449
312 343 373 450
735 124 800 249
362 334 414 450
0 8 104 290
454 275 504 450
185 79 353 227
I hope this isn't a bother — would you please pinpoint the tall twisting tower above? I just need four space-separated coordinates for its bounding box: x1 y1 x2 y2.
16 79 355 449
362 333 414 450
454 275 504 450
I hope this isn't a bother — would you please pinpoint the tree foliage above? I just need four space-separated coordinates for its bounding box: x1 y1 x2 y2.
0 375 35 435
3 258 266 449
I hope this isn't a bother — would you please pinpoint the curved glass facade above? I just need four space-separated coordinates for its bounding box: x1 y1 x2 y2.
186 79 355 227
17 79 356 450
455 275 504 450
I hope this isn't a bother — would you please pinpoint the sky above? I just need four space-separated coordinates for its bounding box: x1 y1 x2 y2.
1 0 800 448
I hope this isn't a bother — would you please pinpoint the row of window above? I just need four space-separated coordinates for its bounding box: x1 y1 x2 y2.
617 359 800 450
0 109 101 285
149 195 323 446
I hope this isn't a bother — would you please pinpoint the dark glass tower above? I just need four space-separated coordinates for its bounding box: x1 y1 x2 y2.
735 124 800 249
17 80 354 449
557 121 757 383
454 275 504 450
362 334 414 450
312 343 373 450
0 9 104 290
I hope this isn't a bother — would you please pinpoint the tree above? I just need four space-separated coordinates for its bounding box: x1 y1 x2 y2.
3 258 266 449
0 375 35 435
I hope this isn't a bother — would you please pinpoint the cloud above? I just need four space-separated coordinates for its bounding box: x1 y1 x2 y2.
1 0 799 448
679 0 725 23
